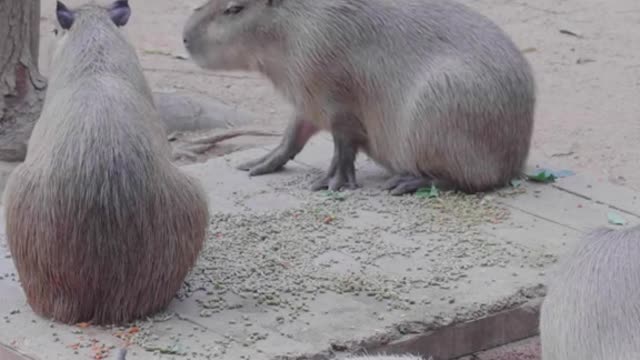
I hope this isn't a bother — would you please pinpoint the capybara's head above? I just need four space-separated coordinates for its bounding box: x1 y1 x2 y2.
49 1 132 66
183 0 281 71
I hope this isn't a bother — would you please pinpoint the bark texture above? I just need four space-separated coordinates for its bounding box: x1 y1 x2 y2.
0 0 46 162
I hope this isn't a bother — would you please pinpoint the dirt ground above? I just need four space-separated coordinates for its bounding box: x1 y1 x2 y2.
39 0 640 190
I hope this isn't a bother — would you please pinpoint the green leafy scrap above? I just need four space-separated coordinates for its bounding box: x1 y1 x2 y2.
526 169 557 183
607 212 626 226
416 185 440 199
525 168 575 184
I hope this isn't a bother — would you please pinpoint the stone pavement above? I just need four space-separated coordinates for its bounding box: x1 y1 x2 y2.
0 135 638 360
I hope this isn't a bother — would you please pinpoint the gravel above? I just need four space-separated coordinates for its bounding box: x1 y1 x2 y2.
119 178 555 358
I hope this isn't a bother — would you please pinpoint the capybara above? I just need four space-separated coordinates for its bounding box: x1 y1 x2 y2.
540 226 640 360
3 0 209 325
182 0 535 195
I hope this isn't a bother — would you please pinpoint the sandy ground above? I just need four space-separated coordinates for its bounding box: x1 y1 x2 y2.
38 0 640 190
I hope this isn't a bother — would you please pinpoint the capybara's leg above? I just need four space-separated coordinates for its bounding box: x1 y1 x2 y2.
237 117 318 175
310 112 361 191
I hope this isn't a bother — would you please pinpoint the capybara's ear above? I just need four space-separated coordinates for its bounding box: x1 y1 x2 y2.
56 1 75 30
109 0 131 27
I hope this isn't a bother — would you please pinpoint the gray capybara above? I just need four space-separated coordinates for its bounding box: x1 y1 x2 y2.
3 0 209 325
540 226 640 360
182 0 535 195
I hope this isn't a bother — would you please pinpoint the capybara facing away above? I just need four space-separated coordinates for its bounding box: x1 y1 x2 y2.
3 0 209 325
182 0 535 195
540 226 640 360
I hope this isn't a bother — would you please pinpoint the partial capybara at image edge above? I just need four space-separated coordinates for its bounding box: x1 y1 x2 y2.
2 0 209 325
182 0 536 195
540 226 640 360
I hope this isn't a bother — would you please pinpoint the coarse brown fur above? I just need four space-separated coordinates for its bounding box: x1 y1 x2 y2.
2 1 209 325
182 0 536 195
540 226 640 360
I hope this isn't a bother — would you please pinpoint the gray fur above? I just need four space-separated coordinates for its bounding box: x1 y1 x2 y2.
540 226 640 360
3 1 209 325
114 348 127 360
183 0 536 194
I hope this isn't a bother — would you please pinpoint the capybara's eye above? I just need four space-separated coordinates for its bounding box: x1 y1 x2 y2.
53 28 59 35
223 5 244 15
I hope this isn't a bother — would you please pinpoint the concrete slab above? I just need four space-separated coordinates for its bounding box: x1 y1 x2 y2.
0 139 638 360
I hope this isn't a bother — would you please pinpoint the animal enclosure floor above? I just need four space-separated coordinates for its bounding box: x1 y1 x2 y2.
1 136 639 360
461 337 541 360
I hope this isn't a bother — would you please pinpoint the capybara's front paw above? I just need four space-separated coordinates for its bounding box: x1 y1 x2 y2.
237 147 291 176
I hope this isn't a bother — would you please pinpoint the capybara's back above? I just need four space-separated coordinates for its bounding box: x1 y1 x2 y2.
540 226 640 360
3 1 209 325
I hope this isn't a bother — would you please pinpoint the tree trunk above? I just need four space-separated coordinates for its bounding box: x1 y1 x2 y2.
0 0 46 162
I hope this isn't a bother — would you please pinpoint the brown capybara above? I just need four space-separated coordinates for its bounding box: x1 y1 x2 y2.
182 0 535 195
3 0 209 325
540 226 640 360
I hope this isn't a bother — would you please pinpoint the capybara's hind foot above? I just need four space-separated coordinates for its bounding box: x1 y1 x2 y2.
310 153 359 191
383 175 434 196
311 169 359 192
310 132 360 192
